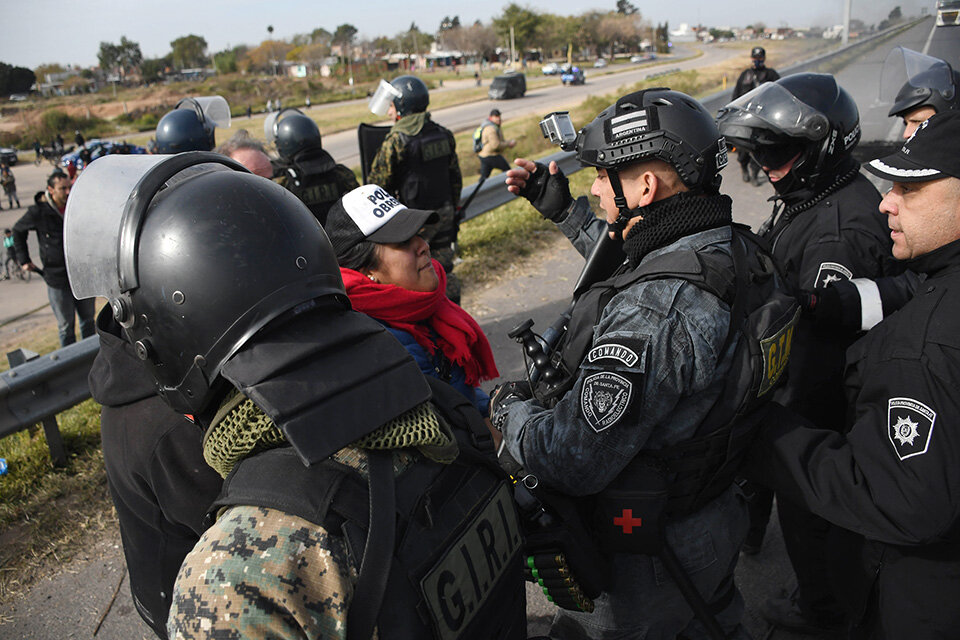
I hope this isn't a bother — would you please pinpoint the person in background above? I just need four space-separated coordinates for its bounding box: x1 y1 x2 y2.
214 130 275 178
477 108 517 180
0 163 19 209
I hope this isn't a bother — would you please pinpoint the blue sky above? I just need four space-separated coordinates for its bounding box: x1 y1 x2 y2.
0 0 925 69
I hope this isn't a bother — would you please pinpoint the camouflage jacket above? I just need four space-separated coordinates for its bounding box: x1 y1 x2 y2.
367 112 461 208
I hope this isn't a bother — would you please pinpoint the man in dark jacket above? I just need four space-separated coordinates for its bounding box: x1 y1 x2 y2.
89 308 223 639
750 110 960 639
718 73 894 633
12 170 95 346
732 46 779 185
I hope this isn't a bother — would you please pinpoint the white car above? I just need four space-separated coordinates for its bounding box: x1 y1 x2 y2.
542 62 561 75
594 58 608 68
630 54 657 63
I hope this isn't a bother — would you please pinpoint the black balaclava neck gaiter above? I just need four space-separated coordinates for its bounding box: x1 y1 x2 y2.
622 191 733 266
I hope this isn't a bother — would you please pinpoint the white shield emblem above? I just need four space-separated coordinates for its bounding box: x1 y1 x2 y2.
813 262 853 289
887 397 936 461
581 371 633 433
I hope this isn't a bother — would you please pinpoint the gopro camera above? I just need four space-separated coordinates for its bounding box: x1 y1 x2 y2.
539 111 578 150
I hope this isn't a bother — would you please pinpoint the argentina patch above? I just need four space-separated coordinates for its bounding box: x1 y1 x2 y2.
888 397 936 461
813 262 853 289
581 371 634 432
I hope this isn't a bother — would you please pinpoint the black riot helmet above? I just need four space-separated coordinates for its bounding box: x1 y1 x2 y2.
751 46 766 62
63 152 348 420
266 108 323 160
155 96 231 153
574 88 728 232
881 47 960 118
390 75 429 116
717 73 860 193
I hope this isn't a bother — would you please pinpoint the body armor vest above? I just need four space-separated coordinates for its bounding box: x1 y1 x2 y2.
544 225 799 527
206 378 527 640
398 122 455 210
280 148 343 226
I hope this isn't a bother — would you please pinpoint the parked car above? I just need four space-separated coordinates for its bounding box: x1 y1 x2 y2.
488 72 527 99
630 53 657 63
560 65 585 85
61 139 147 174
542 62 561 75
594 58 608 68
0 147 18 166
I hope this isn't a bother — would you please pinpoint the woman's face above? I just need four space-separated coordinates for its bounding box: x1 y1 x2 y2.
367 234 439 292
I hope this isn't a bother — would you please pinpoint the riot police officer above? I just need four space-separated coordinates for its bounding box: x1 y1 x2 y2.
267 108 358 226
718 73 894 633
63 152 525 640
732 46 779 185
496 88 795 639
749 109 960 640
368 76 463 302
155 96 231 153
884 46 960 138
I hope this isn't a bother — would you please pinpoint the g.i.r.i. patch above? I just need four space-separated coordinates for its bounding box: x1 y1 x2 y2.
758 307 801 397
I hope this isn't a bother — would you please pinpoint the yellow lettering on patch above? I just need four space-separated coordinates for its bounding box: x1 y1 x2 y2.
758 308 800 397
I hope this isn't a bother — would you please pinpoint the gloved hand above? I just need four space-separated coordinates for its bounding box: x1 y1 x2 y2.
800 282 859 332
490 380 533 420
511 160 572 222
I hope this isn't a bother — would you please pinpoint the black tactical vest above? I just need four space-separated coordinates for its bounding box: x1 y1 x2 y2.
398 122 455 210
543 225 799 520
280 148 344 226
206 378 527 640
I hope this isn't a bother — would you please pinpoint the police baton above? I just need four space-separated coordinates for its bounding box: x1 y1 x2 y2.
456 175 487 223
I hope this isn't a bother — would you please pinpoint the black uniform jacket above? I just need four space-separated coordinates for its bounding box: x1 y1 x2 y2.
750 237 960 638
89 309 223 638
12 191 70 289
765 174 892 429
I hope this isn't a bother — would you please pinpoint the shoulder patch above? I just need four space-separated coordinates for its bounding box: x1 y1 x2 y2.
813 262 853 289
581 371 634 432
588 335 648 371
588 343 639 368
888 397 936 461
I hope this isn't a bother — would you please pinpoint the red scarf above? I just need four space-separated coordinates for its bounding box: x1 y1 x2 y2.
340 260 499 386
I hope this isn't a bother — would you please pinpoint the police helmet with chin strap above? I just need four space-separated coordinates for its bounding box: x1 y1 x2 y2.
574 87 728 233
267 108 324 160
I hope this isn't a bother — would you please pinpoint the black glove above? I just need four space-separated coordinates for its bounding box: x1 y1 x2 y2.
490 380 533 420
517 162 572 222
800 281 860 333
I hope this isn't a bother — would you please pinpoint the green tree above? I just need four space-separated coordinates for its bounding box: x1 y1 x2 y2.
0 63 35 95
212 48 240 74
34 63 65 81
170 34 208 70
889 5 902 19
617 0 638 15
98 36 143 80
332 23 358 62
140 56 170 83
493 4 541 56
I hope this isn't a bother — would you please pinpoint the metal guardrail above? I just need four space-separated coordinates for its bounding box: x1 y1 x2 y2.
2 23 925 463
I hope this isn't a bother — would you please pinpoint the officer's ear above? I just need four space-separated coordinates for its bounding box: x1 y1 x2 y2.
636 170 660 208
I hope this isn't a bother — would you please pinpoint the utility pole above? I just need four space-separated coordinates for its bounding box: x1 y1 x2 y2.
842 0 851 46
510 25 516 66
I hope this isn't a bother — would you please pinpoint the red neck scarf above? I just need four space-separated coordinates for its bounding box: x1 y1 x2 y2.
340 260 499 386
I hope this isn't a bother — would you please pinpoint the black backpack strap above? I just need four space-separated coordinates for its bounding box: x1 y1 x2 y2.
346 449 396 640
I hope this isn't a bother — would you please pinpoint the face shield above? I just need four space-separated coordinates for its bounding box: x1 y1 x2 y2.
368 79 402 116
881 47 956 115
176 95 232 130
64 153 245 304
717 82 830 146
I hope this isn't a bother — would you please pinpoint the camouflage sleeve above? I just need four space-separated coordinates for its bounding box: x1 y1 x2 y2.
447 131 462 208
168 505 357 640
335 164 360 193
367 133 402 196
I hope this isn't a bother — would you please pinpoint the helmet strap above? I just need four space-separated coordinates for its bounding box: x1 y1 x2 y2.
606 169 636 236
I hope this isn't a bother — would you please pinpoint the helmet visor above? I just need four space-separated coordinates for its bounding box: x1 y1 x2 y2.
880 46 955 107
177 95 232 129
64 154 172 301
264 110 280 144
719 82 830 141
368 79 402 116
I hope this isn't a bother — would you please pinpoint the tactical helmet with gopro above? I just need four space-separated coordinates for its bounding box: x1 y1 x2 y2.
63 152 348 422
717 73 860 196
155 96 231 154
390 75 429 116
575 88 727 231
268 108 323 160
